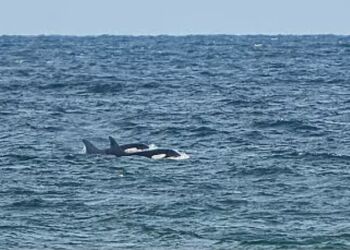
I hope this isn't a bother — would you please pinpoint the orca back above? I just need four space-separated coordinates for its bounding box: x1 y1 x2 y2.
120 143 149 153
130 149 181 158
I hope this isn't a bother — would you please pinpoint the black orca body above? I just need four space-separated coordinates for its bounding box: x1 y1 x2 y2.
82 139 149 155
129 149 181 159
108 136 181 159
82 136 182 159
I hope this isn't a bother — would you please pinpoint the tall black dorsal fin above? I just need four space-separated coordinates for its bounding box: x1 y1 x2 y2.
108 136 124 156
82 139 101 154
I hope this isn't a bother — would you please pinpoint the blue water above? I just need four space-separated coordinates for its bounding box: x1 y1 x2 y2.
1 35 350 249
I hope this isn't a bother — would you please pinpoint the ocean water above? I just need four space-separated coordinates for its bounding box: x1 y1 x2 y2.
0 35 350 249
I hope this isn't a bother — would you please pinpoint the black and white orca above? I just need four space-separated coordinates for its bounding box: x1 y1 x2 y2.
82 136 182 159
82 138 149 155
108 136 181 159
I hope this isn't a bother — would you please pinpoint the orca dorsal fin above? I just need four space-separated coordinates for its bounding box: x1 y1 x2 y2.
82 139 101 154
108 136 124 156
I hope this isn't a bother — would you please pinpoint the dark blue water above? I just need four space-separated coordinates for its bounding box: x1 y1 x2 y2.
1 35 350 249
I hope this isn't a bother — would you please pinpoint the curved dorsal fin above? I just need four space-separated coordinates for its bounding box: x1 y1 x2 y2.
108 136 124 156
82 139 101 154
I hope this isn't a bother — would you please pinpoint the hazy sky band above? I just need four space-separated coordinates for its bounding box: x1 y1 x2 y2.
1 0 349 35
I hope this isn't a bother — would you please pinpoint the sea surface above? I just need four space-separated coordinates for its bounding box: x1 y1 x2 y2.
0 35 350 249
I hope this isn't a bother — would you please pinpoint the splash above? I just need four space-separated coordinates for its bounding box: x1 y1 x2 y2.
148 144 157 150
168 152 190 160
80 145 87 154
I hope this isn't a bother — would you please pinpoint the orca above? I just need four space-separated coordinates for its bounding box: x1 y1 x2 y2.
82 138 149 155
129 149 181 159
108 136 181 159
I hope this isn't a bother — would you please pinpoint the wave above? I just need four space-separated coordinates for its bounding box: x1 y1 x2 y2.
88 82 123 93
8 198 49 209
270 150 350 162
291 152 350 161
189 126 221 136
253 119 320 131
2 154 38 161
237 165 296 176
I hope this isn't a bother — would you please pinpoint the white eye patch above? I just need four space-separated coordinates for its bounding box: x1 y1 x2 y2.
151 154 167 159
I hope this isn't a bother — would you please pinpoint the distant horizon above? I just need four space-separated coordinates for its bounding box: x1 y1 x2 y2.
1 0 350 36
1 33 350 37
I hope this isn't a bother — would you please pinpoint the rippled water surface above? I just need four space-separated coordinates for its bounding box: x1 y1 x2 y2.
1 35 350 249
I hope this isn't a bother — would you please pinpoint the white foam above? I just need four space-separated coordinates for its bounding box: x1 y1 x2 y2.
117 169 125 177
148 144 157 150
80 145 87 154
168 152 190 160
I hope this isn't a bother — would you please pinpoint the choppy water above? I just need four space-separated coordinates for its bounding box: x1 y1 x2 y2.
1 35 350 249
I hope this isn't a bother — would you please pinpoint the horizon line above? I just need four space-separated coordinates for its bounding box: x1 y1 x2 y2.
1 32 350 37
